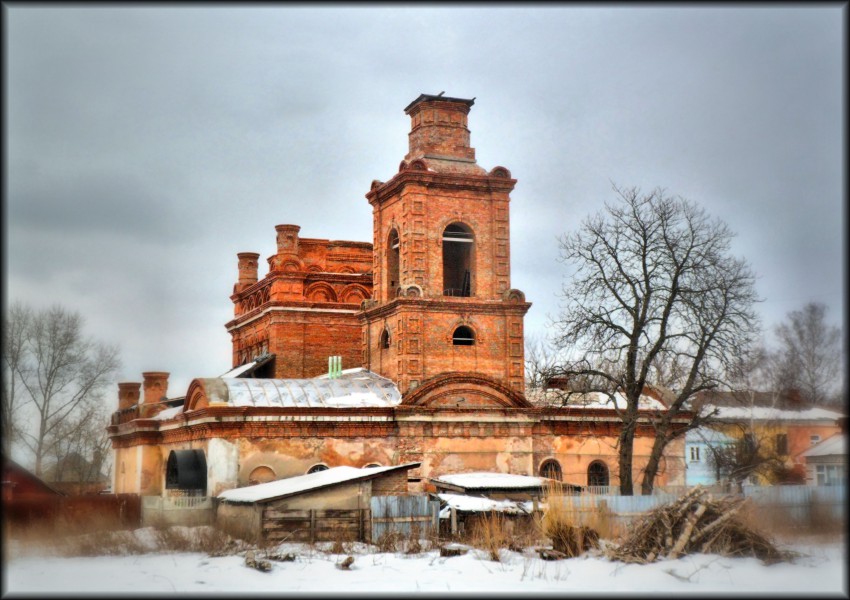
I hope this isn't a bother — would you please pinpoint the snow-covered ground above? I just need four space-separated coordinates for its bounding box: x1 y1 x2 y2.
4 529 846 595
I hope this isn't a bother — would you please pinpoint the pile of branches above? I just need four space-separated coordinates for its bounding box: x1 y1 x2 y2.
607 487 795 565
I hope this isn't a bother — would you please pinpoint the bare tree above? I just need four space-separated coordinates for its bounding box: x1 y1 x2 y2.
45 400 113 493
552 185 760 495
774 302 843 406
2 303 32 455
3 303 120 476
524 334 562 393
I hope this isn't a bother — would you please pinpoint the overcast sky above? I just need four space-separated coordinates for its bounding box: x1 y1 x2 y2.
6 5 845 400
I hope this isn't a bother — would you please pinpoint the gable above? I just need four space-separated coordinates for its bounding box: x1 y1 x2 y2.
401 373 531 409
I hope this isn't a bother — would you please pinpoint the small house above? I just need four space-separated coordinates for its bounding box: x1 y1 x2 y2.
799 434 847 486
216 462 420 544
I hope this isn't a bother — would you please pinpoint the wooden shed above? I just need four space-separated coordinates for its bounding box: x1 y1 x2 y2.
216 462 420 544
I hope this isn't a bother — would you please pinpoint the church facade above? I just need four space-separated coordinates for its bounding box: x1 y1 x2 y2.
108 94 687 498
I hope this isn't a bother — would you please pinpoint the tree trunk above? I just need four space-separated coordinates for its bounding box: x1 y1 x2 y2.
618 421 637 495
640 435 666 495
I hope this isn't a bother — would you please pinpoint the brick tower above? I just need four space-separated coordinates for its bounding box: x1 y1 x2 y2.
361 93 531 397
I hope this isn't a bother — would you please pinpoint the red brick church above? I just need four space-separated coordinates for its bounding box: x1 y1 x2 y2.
108 94 687 497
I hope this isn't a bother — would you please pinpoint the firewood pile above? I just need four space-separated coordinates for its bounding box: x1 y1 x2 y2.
607 487 795 565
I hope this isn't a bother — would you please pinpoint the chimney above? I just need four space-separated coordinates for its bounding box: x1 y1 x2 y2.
117 382 141 411
141 371 169 418
235 252 260 293
403 93 476 163
275 224 301 255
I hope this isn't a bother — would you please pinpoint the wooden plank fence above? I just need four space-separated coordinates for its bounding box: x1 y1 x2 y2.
262 508 371 544
370 495 439 542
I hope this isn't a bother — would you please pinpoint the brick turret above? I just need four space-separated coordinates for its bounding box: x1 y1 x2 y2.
117 382 141 411
404 93 476 163
235 252 260 294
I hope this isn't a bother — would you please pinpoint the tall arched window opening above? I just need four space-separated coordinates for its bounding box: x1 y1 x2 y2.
387 229 400 294
587 461 609 488
380 328 391 349
442 223 474 297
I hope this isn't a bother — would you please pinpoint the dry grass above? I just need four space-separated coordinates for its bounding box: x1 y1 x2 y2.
7 521 236 558
542 482 618 547
374 524 436 554
469 511 510 561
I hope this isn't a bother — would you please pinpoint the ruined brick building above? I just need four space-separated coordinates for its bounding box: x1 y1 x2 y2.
108 94 687 498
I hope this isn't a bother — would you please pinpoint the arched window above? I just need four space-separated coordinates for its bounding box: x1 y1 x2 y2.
307 463 329 474
380 328 391 349
587 461 609 488
442 223 474 297
248 466 276 485
452 326 475 346
362 463 382 468
540 459 563 482
387 228 400 294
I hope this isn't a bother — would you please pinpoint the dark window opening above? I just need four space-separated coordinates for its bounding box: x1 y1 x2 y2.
387 229 400 292
307 464 329 474
452 326 475 346
442 223 473 297
380 328 391 349
540 459 563 482
587 461 609 487
165 450 207 494
775 433 788 456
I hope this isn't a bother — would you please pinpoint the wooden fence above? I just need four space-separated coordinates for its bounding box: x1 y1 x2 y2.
370 495 439 542
4 493 141 531
262 508 371 544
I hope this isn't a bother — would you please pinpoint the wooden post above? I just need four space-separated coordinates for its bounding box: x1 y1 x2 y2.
310 509 316 544
450 506 457 536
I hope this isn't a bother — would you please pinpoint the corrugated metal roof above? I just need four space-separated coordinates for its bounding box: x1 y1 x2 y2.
431 472 546 490
215 368 401 409
217 462 420 503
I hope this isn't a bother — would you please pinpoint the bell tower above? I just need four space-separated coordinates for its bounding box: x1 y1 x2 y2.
361 93 531 396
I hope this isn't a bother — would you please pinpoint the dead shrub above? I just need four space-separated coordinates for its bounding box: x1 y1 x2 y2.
469 510 510 561
540 489 603 558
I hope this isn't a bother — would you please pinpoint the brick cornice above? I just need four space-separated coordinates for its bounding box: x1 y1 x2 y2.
367 171 516 207
358 297 531 322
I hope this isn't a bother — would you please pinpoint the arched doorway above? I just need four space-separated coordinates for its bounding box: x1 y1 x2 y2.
165 449 207 495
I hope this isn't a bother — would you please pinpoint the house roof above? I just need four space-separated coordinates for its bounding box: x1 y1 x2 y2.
430 472 548 492
217 462 420 504
711 406 844 423
527 389 668 411
209 367 402 409
2 456 67 496
799 434 847 458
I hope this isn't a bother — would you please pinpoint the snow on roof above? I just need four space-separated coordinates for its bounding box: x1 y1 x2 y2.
213 368 401 409
436 493 529 518
527 389 667 411
713 406 844 423
153 405 184 421
799 434 847 458
431 472 546 490
220 353 275 378
217 463 418 503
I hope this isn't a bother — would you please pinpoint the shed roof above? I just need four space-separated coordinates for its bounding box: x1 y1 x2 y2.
217 462 420 504
208 368 402 409
436 493 529 518
430 472 547 492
